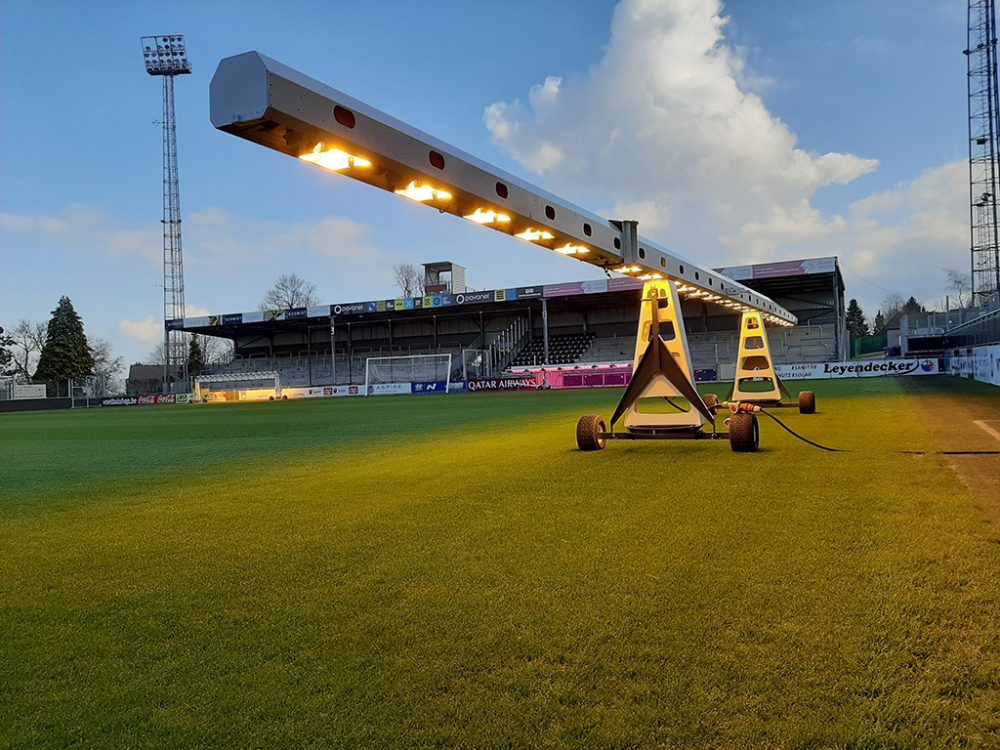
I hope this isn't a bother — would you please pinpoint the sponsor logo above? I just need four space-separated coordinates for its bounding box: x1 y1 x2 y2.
101 397 139 407
404 298 415 310
412 380 447 394
442 295 453 306
456 291 494 305
285 307 308 320
467 377 537 392
209 315 222 326
176 394 190 404
222 313 243 325
516 286 543 299
137 395 157 405
822 360 921 376
336 303 368 315
154 394 176 404
494 290 507 302
323 387 334 396
432 296 442 307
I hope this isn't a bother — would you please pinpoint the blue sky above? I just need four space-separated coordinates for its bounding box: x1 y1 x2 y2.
0 0 972 365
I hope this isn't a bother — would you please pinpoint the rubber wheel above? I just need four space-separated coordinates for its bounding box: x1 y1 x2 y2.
576 414 607 451
798 391 816 414
729 412 760 453
703 393 719 408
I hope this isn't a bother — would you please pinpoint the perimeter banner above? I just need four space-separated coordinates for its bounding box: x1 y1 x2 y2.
467 377 538 392
775 359 939 380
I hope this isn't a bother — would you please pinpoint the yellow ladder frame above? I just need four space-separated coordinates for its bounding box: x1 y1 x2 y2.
610 280 712 431
730 310 790 403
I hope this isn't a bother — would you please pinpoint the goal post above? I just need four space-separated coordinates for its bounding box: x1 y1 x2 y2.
194 370 282 402
364 353 452 395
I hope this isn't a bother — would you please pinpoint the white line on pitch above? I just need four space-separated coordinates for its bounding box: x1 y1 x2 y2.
973 420 1000 442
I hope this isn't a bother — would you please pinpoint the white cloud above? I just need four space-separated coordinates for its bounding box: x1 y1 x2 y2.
183 208 388 273
482 0 969 311
0 204 161 263
484 0 878 266
118 316 161 343
0 204 393 283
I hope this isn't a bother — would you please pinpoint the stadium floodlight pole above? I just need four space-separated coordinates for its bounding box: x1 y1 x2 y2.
142 34 191 391
208 52 796 327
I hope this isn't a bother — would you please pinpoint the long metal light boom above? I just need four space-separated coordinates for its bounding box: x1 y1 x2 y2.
209 51 796 326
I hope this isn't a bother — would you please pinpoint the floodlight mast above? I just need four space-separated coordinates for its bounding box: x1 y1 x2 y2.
142 35 191 390
208 51 796 326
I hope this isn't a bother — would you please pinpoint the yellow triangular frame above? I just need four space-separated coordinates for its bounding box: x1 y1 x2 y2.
730 311 788 403
610 281 710 430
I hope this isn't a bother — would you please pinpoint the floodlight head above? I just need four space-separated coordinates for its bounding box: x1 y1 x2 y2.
141 35 191 76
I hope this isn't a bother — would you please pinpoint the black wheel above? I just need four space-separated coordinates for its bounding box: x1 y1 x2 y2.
576 414 607 451
281 395 288 401
729 412 760 453
703 393 719 409
798 391 816 414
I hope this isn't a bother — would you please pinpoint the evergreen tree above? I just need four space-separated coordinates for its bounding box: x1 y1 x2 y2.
872 310 887 336
187 336 205 375
0 326 15 376
902 296 925 314
34 297 95 390
845 298 869 338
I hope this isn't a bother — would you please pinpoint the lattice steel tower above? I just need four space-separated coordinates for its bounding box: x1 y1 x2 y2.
141 35 191 385
966 1 1000 303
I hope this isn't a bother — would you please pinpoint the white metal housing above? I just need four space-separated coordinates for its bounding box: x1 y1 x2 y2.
209 51 797 326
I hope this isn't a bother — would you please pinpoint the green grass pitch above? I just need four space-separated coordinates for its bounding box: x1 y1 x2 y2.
2 377 1000 748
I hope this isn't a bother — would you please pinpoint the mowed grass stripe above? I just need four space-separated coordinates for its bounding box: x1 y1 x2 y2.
2 379 999 748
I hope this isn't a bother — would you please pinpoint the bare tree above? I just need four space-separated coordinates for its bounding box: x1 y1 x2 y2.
88 337 125 394
198 334 234 365
261 273 319 310
145 341 167 365
8 319 47 381
945 268 972 309
393 263 424 297
880 293 905 324
146 333 233 367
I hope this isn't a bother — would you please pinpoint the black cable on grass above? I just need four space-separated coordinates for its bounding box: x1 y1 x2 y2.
757 409 846 453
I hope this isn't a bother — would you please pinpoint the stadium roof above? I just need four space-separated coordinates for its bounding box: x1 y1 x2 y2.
174 257 841 337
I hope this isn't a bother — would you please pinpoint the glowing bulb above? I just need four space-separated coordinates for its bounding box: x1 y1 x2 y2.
515 228 555 242
299 144 371 171
464 209 511 225
395 181 453 202
554 243 589 255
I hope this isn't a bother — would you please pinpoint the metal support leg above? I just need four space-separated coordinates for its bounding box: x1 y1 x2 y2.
542 298 550 365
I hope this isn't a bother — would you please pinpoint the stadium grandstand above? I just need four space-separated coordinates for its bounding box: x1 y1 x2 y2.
175 257 846 391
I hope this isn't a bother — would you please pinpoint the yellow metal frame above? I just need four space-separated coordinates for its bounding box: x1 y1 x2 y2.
729 311 790 403
609 281 712 431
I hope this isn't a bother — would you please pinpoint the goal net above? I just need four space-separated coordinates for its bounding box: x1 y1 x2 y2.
365 353 452 394
194 370 282 402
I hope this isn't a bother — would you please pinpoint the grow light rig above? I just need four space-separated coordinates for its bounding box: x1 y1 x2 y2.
209 52 811 452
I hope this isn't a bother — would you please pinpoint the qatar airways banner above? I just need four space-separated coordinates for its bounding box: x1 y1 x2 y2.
467 377 538 392
775 358 939 380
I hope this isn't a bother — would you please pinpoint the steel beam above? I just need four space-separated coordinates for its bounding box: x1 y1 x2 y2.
210 51 797 326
